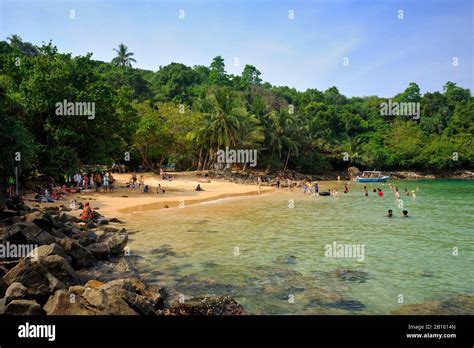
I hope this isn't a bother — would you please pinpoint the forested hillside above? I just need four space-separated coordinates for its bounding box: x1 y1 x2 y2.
1 36 472 181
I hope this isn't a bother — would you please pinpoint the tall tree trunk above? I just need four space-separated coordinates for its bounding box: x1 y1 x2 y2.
197 146 203 171
284 149 291 171
202 152 209 171
208 149 214 170
143 156 158 174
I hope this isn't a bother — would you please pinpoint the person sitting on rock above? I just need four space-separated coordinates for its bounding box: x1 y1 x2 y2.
195 184 204 191
80 202 93 221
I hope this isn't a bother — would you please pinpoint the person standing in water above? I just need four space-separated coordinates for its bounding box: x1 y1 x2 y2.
395 188 400 199
377 188 383 197
412 190 416 201
387 209 393 218
344 184 349 193
276 175 280 189
364 186 368 197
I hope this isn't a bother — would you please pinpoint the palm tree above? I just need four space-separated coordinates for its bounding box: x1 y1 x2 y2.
7 35 38 56
338 136 363 166
7 34 22 47
196 87 255 169
267 110 300 171
111 44 137 67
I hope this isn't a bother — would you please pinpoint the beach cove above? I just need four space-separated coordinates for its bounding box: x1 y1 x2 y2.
87 175 474 315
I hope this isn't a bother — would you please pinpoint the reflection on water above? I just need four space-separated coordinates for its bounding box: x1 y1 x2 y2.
126 180 474 314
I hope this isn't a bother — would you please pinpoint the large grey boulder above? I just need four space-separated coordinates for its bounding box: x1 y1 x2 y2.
4 222 55 245
99 229 128 255
72 230 97 247
58 238 97 269
3 258 65 301
43 289 100 315
86 242 110 261
26 243 68 260
58 213 79 223
5 282 28 303
81 278 156 315
6 299 42 315
24 211 56 229
37 255 80 287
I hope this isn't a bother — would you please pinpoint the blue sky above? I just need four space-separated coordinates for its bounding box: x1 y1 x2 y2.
1 0 472 97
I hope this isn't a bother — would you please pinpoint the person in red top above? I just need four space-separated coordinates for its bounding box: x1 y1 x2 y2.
80 202 93 221
377 188 383 197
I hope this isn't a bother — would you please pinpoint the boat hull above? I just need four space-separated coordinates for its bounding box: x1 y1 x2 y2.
356 176 389 183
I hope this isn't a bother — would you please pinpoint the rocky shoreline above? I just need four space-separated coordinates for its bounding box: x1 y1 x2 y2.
207 168 474 186
0 199 245 315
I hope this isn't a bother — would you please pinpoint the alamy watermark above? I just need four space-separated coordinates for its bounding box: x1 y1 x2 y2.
217 147 257 167
0 242 38 259
18 322 55 342
324 241 365 261
380 99 420 120
55 99 96 120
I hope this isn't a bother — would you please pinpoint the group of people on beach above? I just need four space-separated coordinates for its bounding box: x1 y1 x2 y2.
31 183 66 203
126 172 166 195
72 172 116 193
29 170 117 203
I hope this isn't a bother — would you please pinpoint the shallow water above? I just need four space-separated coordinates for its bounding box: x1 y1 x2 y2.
125 180 474 314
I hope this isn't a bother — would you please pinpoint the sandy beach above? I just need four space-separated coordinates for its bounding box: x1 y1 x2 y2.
31 172 275 218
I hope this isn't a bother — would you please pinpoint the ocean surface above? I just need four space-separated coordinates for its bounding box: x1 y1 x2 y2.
125 180 474 314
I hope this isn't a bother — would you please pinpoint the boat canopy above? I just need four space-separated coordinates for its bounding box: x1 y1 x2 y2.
360 171 384 177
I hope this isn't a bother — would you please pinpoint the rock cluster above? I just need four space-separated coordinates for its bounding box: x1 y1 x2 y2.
0 200 244 315
390 170 474 179
207 170 349 186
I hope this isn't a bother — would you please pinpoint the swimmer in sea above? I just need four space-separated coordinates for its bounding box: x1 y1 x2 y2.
387 209 393 218
402 210 409 217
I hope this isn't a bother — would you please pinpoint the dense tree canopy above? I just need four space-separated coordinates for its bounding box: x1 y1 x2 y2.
0 37 472 183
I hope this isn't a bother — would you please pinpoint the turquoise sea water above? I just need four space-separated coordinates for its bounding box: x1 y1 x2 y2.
126 180 474 314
